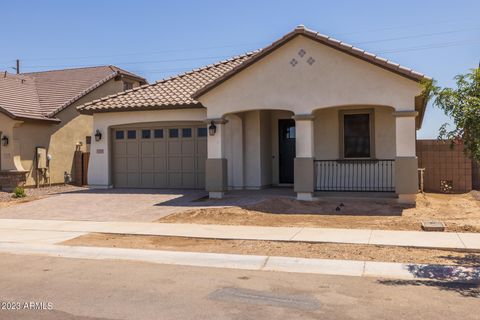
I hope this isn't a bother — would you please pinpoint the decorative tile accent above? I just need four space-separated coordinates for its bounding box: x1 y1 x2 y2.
307 57 316 65
290 58 298 67
298 49 306 57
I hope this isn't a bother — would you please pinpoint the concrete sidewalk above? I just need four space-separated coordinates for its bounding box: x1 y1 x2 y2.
1 242 479 282
1 218 479 250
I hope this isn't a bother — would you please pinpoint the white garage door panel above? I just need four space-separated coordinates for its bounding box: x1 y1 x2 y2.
113 125 207 189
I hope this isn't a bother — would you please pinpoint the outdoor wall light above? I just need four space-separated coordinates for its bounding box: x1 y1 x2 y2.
1 135 9 146
94 129 102 142
208 121 217 136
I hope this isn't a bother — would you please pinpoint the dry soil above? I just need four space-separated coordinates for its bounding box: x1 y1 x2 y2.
159 192 480 233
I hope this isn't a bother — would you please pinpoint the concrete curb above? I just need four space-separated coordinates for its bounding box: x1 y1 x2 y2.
0 243 478 282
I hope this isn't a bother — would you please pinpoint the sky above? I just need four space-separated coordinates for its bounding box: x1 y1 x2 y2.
1 0 479 138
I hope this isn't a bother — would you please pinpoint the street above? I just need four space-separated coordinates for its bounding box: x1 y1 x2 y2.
0 253 477 320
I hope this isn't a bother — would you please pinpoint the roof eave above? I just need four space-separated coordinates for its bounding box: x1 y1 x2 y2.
415 94 428 130
78 103 204 115
0 106 61 124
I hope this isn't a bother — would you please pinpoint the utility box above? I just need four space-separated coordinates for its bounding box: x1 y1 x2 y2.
36 147 47 169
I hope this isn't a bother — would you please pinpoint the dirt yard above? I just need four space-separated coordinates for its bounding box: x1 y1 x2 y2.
0 185 86 208
63 233 480 266
159 192 480 233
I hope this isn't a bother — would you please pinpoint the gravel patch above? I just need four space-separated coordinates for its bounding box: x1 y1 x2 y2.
0 185 88 206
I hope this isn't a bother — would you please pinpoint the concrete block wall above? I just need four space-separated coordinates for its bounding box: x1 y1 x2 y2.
416 140 472 193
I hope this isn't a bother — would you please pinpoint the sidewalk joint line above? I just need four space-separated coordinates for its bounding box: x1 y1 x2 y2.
288 227 304 241
361 261 367 276
366 229 374 245
260 256 270 270
455 232 467 249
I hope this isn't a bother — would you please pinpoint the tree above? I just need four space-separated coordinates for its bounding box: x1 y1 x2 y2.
432 67 480 161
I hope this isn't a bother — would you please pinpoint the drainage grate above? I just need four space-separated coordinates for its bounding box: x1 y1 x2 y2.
208 287 320 311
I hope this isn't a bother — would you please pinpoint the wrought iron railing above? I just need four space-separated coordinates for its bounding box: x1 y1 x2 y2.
314 159 395 192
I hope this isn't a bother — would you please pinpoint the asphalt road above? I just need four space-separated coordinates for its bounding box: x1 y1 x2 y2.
0 253 478 320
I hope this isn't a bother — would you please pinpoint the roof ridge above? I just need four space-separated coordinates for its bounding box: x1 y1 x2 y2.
22 65 114 75
25 73 44 116
47 72 119 117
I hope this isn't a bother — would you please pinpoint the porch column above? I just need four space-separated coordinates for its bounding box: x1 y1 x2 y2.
293 114 315 201
206 118 228 199
393 111 418 204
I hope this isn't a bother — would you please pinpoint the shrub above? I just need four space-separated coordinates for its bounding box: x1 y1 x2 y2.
12 187 26 198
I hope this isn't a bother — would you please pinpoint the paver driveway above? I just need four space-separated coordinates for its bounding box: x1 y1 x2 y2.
0 189 207 222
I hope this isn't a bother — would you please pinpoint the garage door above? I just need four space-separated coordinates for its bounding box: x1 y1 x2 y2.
112 125 207 189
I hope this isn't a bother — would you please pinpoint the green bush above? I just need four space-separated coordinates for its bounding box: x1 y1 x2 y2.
12 187 26 198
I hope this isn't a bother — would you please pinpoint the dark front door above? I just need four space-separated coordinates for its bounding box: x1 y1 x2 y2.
278 119 296 184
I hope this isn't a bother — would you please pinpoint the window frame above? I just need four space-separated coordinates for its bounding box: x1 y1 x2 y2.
123 81 133 91
169 128 179 138
339 109 375 159
153 128 164 139
115 130 125 140
127 129 137 140
141 129 151 139
197 127 207 138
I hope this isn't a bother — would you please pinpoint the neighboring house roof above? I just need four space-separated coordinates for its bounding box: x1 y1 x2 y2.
78 53 256 114
78 26 430 118
0 66 146 122
0 73 48 121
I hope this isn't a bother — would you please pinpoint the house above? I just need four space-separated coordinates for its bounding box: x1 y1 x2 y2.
78 26 430 204
0 66 146 189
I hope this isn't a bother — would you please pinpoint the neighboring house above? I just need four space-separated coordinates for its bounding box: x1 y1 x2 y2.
78 26 430 204
0 66 146 189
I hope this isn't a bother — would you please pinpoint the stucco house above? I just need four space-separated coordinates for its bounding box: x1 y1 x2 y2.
78 26 430 204
0 66 146 189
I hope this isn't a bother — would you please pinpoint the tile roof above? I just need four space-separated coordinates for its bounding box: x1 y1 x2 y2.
78 25 430 115
0 73 49 121
0 66 146 122
78 53 256 114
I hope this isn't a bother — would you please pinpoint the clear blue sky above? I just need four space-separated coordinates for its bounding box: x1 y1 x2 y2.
1 0 479 138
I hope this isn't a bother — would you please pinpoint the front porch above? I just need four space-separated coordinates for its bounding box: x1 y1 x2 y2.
204 105 418 203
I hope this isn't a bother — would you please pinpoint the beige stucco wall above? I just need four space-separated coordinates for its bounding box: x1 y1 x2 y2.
0 113 24 171
198 35 423 118
313 105 396 160
89 108 207 187
224 113 244 189
242 110 261 188
7 77 141 186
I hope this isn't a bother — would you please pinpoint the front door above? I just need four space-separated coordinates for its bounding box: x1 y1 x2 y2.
278 119 296 184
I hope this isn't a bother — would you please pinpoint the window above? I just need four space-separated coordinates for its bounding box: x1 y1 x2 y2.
123 81 133 91
343 113 371 158
127 130 136 139
154 129 164 138
86 136 92 145
141 129 151 139
182 128 192 138
197 127 207 137
115 130 124 140
169 128 179 138
286 126 296 139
